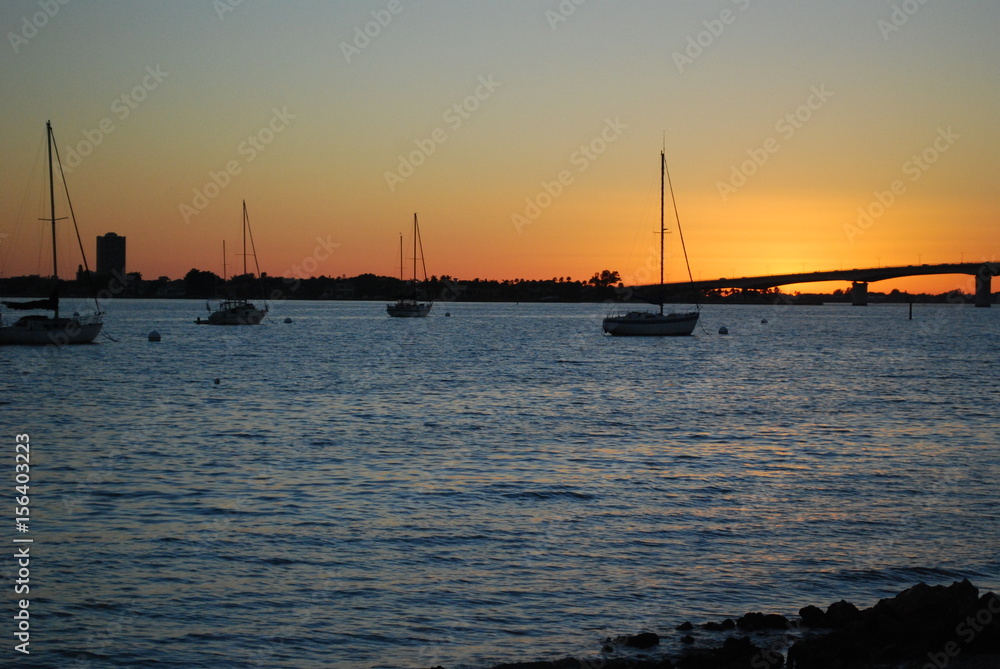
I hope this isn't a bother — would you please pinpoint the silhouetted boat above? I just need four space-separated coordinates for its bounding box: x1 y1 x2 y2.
387 213 432 318
196 200 268 325
0 121 104 346
199 298 267 326
602 148 699 336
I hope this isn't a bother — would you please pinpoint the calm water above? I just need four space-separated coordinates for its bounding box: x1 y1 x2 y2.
3 299 999 668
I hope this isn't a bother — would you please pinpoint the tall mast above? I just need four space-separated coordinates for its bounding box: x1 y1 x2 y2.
47 121 59 317
663 150 691 301
223 240 228 281
659 149 665 316
416 213 428 287
412 213 418 300
47 122 58 281
414 213 430 302
398 233 403 281
412 213 418 282
242 200 248 276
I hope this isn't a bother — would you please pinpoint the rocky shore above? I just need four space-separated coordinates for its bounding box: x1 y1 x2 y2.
427 580 1000 669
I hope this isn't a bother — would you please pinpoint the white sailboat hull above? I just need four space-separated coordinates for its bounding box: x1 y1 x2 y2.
0 315 103 345
602 310 699 336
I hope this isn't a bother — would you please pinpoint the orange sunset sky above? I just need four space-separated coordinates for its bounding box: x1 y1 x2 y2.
1 1 997 295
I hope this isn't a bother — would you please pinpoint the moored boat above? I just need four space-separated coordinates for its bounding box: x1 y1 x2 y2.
387 213 432 318
603 147 699 337
196 200 268 325
0 121 104 346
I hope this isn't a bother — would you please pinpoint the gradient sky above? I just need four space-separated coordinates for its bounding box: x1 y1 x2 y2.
1 0 997 294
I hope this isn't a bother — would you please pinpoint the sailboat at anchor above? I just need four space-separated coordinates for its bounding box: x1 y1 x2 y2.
387 213 432 317
196 200 268 325
602 148 699 336
0 121 104 346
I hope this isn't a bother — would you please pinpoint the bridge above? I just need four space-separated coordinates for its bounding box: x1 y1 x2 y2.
646 262 1000 307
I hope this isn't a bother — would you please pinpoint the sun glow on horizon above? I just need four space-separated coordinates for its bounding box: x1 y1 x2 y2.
0 3 996 297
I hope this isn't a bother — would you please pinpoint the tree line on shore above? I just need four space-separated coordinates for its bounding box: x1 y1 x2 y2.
0 267 980 305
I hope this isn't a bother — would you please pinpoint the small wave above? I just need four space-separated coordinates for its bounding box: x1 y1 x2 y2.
890 566 982 582
840 565 976 584
53 650 110 662
500 489 596 501
259 556 298 565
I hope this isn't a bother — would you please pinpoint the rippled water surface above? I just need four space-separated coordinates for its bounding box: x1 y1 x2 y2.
4 299 999 668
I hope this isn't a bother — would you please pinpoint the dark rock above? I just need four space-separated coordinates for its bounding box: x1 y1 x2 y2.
675 621 694 631
677 635 783 669
736 611 790 631
604 631 662 651
608 632 660 649
797 605 826 628
823 599 859 628
787 580 1000 669
490 658 587 669
703 618 736 631
967 592 1000 654
680 635 695 644
624 632 661 649
492 657 674 669
873 579 978 624
605 632 660 648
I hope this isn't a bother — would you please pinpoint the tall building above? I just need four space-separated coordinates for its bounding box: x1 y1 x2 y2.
96 232 126 277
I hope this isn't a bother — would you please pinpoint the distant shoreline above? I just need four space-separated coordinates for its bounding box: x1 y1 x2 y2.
0 273 986 306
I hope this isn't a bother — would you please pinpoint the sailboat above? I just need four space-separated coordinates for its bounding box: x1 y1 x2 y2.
387 213 432 317
602 149 699 336
196 200 268 325
0 121 104 346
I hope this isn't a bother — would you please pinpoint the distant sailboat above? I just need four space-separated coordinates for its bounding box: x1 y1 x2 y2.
196 200 268 325
387 213 432 317
0 121 104 346
602 148 699 336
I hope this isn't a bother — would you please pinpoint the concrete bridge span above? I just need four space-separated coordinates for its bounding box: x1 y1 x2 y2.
645 262 999 307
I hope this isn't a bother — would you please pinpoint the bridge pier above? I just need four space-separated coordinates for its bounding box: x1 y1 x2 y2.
975 263 998 308
851 281 868 306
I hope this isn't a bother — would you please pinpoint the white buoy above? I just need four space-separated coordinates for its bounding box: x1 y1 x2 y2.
147 330 161 342
718 326 729 335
